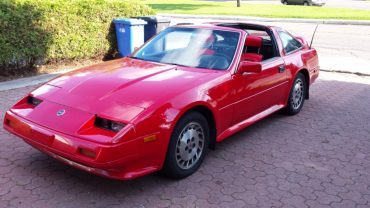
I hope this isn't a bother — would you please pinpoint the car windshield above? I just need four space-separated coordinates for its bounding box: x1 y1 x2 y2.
132 27 240 70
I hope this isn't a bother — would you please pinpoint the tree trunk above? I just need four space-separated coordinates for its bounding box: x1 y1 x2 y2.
237 0 241 7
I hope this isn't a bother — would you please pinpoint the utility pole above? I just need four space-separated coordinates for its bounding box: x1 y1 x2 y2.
237 0 241 7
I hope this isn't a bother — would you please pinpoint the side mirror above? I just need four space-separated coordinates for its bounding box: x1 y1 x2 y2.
238 61 262 74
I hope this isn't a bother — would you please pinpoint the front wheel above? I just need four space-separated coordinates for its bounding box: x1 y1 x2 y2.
284 73 307 115
282 0 288 5
163 112 209 179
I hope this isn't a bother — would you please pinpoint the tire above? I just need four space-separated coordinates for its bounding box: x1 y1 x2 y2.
284 73 307 115
163 112 209 179
282 0 288 5
303 1 310 6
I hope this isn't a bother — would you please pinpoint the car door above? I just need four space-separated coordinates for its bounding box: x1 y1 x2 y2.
231 57 289 125
289 0 303 5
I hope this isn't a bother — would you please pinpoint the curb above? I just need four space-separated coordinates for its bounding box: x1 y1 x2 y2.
159 13 370 26
0 70 70 92
320 69 370 77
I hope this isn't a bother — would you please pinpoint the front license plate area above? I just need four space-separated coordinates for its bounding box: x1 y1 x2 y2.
30 126 54 145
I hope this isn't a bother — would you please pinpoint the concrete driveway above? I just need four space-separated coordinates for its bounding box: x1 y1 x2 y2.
1 71 370 207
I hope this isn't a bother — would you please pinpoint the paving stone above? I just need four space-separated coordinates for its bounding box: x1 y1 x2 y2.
1 72 370 207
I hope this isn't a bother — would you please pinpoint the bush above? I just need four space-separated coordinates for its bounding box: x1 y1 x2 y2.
0 0 154 76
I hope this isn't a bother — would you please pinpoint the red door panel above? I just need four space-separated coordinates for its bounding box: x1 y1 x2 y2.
231 58 288 125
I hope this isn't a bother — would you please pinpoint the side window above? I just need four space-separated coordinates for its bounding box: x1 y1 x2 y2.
243 29 278 61
278 31 302 54
246 29 271 41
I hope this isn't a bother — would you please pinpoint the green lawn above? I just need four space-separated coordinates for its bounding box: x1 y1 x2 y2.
145 0 370 20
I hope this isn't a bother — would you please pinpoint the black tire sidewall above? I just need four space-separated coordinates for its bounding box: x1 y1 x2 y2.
286 73 306 115
163 112 209 179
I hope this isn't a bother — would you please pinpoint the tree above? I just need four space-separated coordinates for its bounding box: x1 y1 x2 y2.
237 0 241 7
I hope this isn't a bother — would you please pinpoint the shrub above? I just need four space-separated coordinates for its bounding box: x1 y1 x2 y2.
0 0 154 76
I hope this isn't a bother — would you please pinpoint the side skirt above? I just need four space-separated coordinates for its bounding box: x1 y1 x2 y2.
216 104 285 142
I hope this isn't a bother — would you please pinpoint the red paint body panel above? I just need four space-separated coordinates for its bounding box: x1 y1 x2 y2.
3 23 319 180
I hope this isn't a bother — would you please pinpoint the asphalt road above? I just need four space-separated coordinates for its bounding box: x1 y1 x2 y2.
209 0 370 10
169 17 370 75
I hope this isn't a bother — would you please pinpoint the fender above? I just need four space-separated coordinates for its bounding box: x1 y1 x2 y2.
164 100 218 135
288 68 310 101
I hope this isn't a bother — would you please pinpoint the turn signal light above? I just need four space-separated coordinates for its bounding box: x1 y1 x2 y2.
144 135 157 143
78 148 96 159
94 116 125 132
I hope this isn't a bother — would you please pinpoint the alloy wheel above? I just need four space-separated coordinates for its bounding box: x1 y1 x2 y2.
291 79 304 110
175 122 205 170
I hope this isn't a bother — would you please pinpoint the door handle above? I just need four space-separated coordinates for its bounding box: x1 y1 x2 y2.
278 65 285 73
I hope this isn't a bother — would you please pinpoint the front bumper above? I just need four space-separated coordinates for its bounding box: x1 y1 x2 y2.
3 111 160 180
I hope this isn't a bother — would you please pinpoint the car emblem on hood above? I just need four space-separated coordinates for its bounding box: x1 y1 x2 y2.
56 109 65 117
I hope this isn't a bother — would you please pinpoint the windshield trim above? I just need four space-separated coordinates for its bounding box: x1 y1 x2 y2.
131 26 242 72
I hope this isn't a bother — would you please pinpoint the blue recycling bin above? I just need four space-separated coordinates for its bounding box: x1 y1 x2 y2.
113 18 147 57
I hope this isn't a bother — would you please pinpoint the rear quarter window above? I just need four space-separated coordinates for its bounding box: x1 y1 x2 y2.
278 31 303 54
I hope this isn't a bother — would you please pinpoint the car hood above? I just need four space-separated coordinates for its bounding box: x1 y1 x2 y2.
32 58 212 122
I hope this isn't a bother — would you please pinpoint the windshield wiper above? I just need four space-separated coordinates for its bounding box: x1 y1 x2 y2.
162 62 191 68
171 63 189 67
129 58 193 68
129 56 145 61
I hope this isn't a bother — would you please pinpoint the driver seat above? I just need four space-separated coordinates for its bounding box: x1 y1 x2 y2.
241 36 263 62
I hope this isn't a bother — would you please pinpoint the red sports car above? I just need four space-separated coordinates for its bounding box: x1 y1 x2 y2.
3 22 319 180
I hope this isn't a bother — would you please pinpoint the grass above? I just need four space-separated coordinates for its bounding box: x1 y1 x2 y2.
145 0 370 20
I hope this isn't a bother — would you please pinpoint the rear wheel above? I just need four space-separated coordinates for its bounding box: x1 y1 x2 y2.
303 1 310 6
284 73 307 115
282 0 288 5
163 112 209 179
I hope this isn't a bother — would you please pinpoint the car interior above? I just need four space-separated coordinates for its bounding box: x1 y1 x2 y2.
194 31 239 70
217 23 280 62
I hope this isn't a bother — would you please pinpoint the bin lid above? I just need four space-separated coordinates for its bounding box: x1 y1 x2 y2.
138 16 171 23
113 18 147 25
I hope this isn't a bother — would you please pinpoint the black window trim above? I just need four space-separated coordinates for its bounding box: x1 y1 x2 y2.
278 30 304 56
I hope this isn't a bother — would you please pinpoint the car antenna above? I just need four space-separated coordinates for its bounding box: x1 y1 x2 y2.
309 24 319 49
